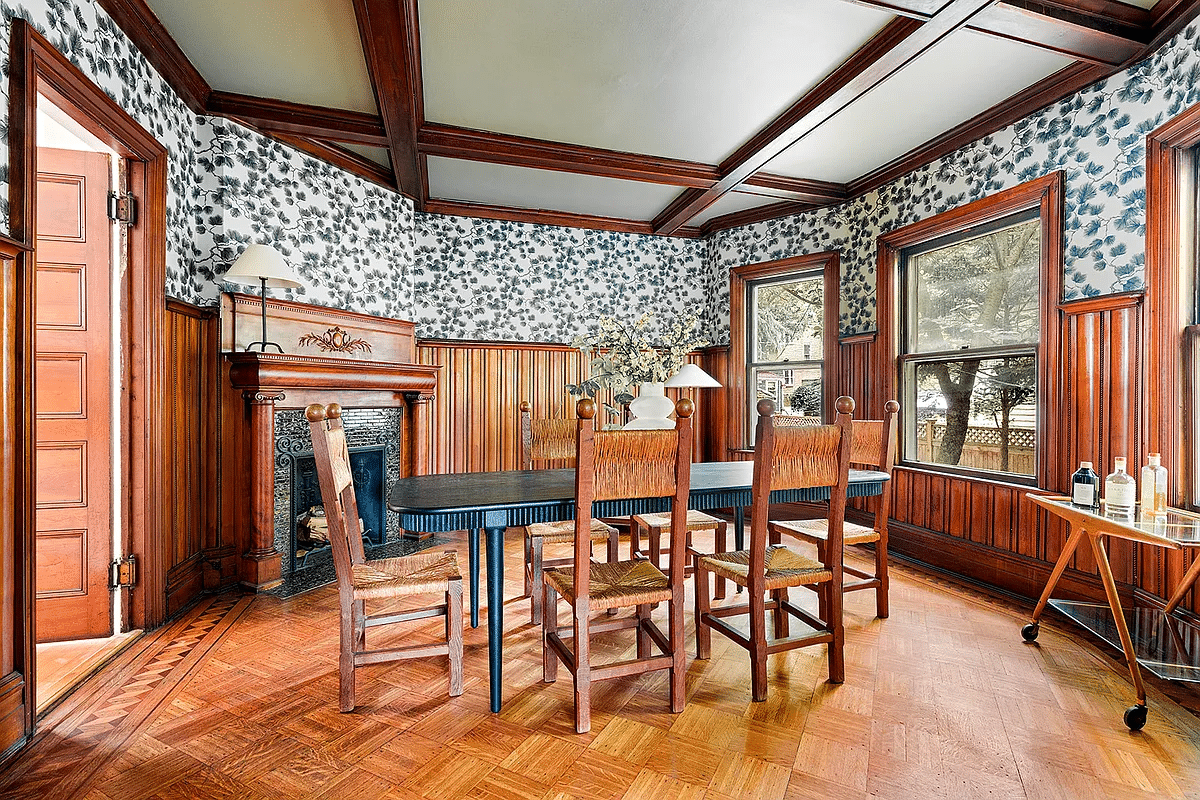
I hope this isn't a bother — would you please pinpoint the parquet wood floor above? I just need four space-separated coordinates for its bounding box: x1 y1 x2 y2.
3 530 1200 799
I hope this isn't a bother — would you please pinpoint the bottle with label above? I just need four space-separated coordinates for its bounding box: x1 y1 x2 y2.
1071 461 1100 510
1104 457 1136 517
1140 453 1168 515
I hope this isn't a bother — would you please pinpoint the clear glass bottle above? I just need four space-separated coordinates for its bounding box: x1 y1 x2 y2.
1140 453 1168 515
1071 461 1100 510
1104 457 1136 517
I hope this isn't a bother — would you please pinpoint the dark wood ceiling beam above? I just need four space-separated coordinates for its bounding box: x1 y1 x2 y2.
654 1 992 234
95 0 211 113
417 123 719 188
206 91 389 147
273 134 396 190
423 199 702 238
738 174 848 204
846 0 1148 65
353 0 425 206
651 16 921 234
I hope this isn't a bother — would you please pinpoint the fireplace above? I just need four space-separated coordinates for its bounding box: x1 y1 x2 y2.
272 408 403 592
221 292 441 592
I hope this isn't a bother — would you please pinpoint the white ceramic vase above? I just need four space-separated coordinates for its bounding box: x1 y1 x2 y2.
623 382 676 429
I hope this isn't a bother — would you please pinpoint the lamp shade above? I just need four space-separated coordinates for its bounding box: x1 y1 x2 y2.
222 244 305 289
665 363 722 388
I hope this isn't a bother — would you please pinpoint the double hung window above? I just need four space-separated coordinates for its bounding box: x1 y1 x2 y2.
746 270 826 426
899 213 1041 479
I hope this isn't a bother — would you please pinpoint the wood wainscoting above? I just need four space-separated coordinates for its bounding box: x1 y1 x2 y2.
162 300 226 616
417 340 730 474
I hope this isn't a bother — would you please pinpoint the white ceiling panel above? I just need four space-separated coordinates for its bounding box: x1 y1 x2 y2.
144 0 379 114
765 30 1073 183
426 157 685 220
418 0 893 164
689 191 784 227
340 143 392 169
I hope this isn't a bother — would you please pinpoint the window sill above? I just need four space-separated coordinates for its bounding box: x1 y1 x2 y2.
894 461 1040 489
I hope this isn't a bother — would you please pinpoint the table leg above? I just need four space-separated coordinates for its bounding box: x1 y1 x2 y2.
1030 525 1086 625
469 528 480 628
1088 532 1147 709
485 524 506 713
1164 552 1200 614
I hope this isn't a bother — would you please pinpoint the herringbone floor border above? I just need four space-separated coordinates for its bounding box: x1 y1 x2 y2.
0 593 251 799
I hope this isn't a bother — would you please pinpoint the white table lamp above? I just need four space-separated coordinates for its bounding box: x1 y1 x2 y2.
221 244 306 352
665 363 722 389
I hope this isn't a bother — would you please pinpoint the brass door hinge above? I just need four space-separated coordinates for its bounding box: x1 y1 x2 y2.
107 191 138 226
109 555 137 589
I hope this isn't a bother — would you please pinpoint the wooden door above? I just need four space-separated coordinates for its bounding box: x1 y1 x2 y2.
34 148 114 643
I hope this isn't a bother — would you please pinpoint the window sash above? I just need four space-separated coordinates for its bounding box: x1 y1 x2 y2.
745 268 826 440
901 212 1041 357
899 348 1038 483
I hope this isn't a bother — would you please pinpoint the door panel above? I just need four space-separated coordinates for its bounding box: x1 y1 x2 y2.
34 148 113 643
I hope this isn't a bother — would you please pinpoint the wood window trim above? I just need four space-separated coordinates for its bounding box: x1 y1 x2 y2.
874 171 1065 485
727 251 840 451
1145 102 1200 508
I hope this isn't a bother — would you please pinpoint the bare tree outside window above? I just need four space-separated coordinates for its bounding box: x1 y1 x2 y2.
905 217 1040 477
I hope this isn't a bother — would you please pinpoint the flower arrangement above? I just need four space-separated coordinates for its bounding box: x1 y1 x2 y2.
567 312 708 401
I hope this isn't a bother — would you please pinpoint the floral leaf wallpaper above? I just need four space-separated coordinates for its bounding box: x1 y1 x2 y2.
412 213 709 342
0 1 1197 348
191 117 415 317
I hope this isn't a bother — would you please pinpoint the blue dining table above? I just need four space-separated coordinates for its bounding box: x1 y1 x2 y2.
387 461 889 712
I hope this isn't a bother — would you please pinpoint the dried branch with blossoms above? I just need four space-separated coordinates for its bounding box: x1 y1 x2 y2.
566 312 708 402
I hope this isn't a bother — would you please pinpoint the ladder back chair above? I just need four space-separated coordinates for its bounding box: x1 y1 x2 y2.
694 397 854 701
520 400 621 625
770 400 898 618
543 397 694 733
306 403 464 712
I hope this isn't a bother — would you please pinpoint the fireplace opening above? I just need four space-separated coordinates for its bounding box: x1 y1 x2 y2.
290 444 387 567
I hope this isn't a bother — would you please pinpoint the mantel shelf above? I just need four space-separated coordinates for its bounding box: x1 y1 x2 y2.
225 351 439 394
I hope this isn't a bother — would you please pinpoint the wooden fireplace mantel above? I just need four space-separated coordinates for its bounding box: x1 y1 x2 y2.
218 298 441 591
226 351 440 408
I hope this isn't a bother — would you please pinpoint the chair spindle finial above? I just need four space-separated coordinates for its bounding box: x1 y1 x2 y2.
757 399 775 417
675 398 695 419
885 399 900 414
326 403 343 419
577 398 597 420
835 396 855 416
520 400 531 413
306 403 327 422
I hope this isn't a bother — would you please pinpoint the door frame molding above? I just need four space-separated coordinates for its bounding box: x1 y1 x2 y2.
7 19 168 745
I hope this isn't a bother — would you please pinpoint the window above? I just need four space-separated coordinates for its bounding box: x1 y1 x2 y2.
900 214 1041 479
729 253 839 447
748 270 826 426
878 174 1062 484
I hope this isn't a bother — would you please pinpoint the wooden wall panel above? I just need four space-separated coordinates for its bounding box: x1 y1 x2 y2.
418 341 729 474
0 239 31 760
162 300 222 616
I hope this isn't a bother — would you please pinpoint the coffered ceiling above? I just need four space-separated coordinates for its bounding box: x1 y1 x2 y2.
107 0 1198 237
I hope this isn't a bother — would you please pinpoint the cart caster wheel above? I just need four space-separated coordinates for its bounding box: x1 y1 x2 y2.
1124 704 1148 731
1021 623 1039 642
